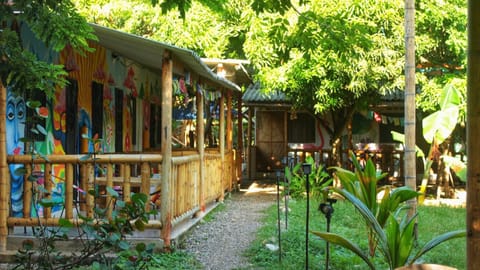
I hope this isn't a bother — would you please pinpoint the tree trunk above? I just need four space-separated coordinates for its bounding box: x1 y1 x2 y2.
467 0 480 268
0 81 7 251
404 0 417 218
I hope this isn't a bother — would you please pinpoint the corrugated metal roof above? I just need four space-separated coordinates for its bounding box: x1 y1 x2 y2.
242 82 290 105
90 24 241 93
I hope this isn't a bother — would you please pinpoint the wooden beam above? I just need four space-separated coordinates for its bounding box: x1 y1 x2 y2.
0 82 7 251
219 92 225 198
467 1 480 268
196 89 205 212
160 50 173 249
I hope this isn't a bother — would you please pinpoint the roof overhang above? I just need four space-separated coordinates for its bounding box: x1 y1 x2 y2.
90 24 241 93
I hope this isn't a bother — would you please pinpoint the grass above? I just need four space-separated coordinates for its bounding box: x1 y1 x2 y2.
242 198 466 270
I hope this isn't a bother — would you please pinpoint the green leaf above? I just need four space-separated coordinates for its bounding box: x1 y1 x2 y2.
136 242 147 252
390 131 425 158
422 107 458 144
14 167 27 177
408 230 466 265
58 218 74 228
134 218 146 231
106 186 120 198
311 231 375 270
36 124 48 136
118 240 131 250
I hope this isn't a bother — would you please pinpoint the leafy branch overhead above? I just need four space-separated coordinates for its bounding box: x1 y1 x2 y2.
0 0 97 93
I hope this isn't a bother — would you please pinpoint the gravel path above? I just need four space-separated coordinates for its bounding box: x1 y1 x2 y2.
179 183 277 270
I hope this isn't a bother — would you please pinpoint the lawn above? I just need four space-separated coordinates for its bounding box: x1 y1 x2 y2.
242 198 466 270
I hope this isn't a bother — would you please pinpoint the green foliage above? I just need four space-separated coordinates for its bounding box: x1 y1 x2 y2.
284 156 332 201
244 198 466 269
422 83 463 144
1 0 96 94
14 129 159 269
330 152 420 256
312 189 465 269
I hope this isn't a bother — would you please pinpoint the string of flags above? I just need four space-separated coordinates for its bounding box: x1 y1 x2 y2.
372 111 404 126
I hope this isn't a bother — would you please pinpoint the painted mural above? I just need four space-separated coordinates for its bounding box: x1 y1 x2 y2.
6 23 164 217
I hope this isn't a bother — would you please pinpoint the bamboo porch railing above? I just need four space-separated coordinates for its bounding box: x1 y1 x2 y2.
3 150 235 250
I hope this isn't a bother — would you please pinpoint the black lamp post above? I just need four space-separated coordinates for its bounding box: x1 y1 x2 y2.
302 163 312 270
319 198 337 270
276 169 282 262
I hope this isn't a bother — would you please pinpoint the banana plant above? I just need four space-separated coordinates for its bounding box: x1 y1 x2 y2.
312 188 466 269
392 83 465 203
330 152 420 256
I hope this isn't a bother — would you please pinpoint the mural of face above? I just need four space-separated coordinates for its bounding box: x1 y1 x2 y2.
6 90 26 217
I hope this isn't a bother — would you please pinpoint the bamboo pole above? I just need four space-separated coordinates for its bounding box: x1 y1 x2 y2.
404 0 417 218
226 92 233 191
197 88 206 212
7 217 162 229
0 82 8 251
106 164 114 218
219 92 225 200
160 50 173 249
7 153 162 164
80 164 88 211
236 94 243 186
65 163 74 220
467 1 480 268
23 164 32 218
123 164 131 202
141 162 150 211
86 163 94 218
247 107 253 181
44 163 52 218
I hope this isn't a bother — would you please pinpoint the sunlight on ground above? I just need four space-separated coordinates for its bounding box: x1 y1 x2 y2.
241 182 283 195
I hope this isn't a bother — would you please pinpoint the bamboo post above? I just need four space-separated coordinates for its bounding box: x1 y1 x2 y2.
80 164 88 211
404 0 417 219
160 50 173 248
141 162 151 211
86 163 95 218
123 164 131 202
247 106 253 181
219 92 225 200
44 163 52 218
467 1 480 268
106 164 114 218
197 88 205 212
0 82 7 251
65 163 74 219
23 164 32 218
226 91 233 191
236 94 243 186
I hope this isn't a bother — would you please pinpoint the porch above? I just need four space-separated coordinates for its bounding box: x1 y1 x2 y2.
2 148 238 253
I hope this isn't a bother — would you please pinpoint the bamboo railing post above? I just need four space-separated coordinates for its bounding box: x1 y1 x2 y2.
23 164 32 218
123 164 131 202
106 164 114 218
226 91 233 191
44 163 52 218
161 50 173 248
86 163 95 218
236 94 243 187
196 89 205 212
80 164 87 211
0 82 8 251
65 163 74 220
219 92 225 201
141 162 151 211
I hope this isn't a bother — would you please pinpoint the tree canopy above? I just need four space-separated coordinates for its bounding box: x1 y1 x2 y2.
0 0 96 95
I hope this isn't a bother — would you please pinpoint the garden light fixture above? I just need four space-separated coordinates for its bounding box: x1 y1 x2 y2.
302 163 312 270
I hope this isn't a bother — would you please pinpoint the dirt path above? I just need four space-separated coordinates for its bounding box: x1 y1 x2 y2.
179 182 277 270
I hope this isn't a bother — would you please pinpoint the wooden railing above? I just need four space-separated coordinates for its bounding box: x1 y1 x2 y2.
4 149 236 249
